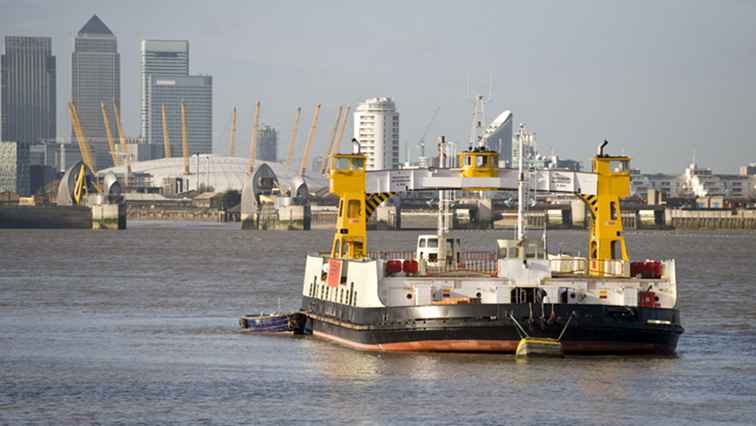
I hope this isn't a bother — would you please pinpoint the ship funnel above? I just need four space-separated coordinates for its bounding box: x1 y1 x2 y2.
598 140 609 157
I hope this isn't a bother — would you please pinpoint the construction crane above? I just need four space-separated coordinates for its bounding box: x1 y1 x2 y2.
285 107 302 169
321 106 344 175
417 106 440 158
100 102 118 166
180 102 189 176
247 101 261 174
161 104 171 158
299 103 321 177
228 107 238 157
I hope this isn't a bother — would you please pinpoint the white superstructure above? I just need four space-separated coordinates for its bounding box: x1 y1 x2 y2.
353 97 400 170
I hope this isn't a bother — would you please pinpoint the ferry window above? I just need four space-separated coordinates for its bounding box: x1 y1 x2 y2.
610 160 628 173
352 158 364 170
465 156 472 166
336 157 351 170
419 238 426 248
611 240 621 260
353 292 357 306
347 200 361 218
509 248 519 258
476 156 485 167
610 201 618 220
428 238 438 248
338 200 343 217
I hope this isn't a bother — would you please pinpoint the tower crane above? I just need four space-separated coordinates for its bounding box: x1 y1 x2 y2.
417 106 440 158
161 104 171 158
180 102 189 176
285 107 302 170
299 103 321 177
100 102 118 166
247 101 261 174
228 107 238 156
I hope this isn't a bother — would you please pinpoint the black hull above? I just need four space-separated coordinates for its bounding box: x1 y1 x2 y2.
301 296 683 355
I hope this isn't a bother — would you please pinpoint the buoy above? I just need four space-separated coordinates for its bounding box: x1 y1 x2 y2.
515 337 563 357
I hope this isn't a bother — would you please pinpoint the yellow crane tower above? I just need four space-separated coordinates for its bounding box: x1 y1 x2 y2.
285 107 302 169
299 103 321 177
228 107 238 157
100 102 119 166
247 101 261 174
180 102 190 176
161 104 171 158
321 106 344 175
68 102 97 173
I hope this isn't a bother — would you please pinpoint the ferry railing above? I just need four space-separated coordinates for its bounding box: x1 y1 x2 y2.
367 250 499 277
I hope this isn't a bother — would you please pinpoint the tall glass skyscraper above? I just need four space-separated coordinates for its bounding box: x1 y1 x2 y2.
147 76 212 157
1 36 56 147
71 14 120 170
140 40 189 144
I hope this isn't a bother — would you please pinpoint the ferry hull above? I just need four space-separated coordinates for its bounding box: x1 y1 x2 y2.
301 297 682 355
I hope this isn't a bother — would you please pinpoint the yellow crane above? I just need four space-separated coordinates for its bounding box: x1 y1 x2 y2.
285 107 302 169
67 101 100 204
247 101 261 174
228 107 238 157
321 106 344 175
161 104 171 158
100 102 119 166
180 102 189 176
299 104 321 177
68 102 97 173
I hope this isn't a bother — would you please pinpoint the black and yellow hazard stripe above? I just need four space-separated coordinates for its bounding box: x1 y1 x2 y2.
365 192 395 218
578 193 599 217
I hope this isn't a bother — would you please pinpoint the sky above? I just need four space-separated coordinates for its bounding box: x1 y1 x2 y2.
1 0 755 173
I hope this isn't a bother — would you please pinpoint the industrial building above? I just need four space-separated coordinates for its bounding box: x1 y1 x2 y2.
353 97 400 170
0 141 30 194
1 36 56 146
71 15 121 170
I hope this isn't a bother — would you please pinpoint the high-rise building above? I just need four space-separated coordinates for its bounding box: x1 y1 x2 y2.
482 111 512 166
147 75 212 156
257 125 278 162
353 97 399 170
1 36 56 147
140 40 189 142
0 141 30 195
71 14 120 170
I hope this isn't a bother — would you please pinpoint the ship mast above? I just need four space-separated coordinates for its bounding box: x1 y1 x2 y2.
516 124 526 241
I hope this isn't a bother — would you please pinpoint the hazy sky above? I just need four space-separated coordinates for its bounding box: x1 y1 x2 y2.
2 0 755 173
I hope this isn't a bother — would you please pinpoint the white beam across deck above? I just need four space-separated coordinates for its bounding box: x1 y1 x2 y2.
365 168 598 195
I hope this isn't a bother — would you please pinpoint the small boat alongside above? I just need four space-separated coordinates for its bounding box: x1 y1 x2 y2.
239 312 305 333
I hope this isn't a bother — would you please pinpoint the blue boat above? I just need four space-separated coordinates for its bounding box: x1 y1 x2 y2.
239 313 297 333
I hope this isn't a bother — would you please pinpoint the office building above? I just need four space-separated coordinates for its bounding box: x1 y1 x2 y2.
1 36 56 147
140 40 189 142
257 125 278 161
147 75 212 156
353 97 399 170
71 14 120 169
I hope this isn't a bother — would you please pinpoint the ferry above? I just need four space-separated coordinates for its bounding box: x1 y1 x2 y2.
297 138 683 354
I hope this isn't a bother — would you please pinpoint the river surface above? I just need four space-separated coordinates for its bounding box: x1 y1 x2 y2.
1 223 755 425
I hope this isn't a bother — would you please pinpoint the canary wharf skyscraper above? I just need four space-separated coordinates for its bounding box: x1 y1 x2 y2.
71 14 120 169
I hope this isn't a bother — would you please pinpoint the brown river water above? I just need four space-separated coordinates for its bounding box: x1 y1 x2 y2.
1 223 755 425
